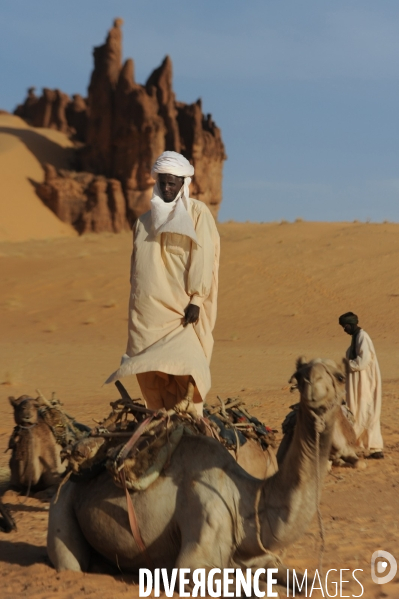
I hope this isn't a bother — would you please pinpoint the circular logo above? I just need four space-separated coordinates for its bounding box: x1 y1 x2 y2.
371 550 397 585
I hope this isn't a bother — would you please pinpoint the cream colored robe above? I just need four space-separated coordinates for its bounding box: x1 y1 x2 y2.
345 329 383 453
106 198 220 410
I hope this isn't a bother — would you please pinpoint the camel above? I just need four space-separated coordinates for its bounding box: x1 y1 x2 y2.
277 362 364 469
330 404 363 467
8 395 65 491
48 357 344 587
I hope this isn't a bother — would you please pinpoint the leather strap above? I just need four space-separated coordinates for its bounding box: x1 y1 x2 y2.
120 468 154 569
117 415 156 569
116 415 154 463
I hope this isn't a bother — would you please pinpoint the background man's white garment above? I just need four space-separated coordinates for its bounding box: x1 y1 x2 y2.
346 329 383 453
106 198 220 413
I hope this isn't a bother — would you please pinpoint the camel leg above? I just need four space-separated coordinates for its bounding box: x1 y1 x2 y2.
175 503 232 572
9 461 20 489
233 554 289 588
0 500 16 533
47 482 90 572
330 447 361 468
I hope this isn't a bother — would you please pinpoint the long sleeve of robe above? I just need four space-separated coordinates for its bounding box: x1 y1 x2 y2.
345 329 383 452
106 199 220 403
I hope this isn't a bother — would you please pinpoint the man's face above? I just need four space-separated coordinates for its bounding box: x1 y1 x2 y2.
158 173 184 203
341 323 354 335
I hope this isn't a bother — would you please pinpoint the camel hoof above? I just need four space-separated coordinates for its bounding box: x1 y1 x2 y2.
354 459 366 470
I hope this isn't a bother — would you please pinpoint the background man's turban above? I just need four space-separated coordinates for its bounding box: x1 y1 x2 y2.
151 151 194 179
339 312 359 326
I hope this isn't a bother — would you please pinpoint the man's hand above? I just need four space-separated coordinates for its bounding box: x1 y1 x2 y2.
342 357 352 374
183 304 200 327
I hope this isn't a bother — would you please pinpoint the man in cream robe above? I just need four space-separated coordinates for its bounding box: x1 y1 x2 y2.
339 312 383 458
107 151 220 415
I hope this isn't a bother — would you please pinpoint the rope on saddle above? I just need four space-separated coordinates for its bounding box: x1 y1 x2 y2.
253 483 284 573
314 418 326 578
254 483 269 555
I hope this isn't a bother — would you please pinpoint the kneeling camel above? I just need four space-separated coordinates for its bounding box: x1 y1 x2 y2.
8 395 64 492
48 358 344 586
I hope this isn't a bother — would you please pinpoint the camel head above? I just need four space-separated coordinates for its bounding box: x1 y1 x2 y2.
9 395 40 426
289 358 345 417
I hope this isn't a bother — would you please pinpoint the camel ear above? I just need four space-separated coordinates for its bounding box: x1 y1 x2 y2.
8 396 17 407
296 356 307 370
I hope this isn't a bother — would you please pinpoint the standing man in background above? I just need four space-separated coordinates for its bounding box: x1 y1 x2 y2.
339 312 383 458
107 151 220 416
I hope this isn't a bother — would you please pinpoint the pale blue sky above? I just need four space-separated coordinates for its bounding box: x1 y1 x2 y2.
1 1 398 222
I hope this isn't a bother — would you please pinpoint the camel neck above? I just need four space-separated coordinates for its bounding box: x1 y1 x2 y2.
258 404 335 551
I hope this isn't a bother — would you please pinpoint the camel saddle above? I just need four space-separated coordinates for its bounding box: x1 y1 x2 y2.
59 392 276 494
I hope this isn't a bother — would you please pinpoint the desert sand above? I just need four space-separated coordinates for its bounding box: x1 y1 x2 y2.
0 113 76 242
0 220 398 598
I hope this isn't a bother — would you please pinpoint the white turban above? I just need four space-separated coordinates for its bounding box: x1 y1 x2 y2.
151 151 194 180
150 151 198 244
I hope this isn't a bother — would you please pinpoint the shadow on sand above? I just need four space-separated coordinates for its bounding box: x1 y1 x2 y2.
3 502 49 514
0 539 48 566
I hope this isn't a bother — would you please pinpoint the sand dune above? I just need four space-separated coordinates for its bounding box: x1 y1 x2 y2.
0 222 398 597
0 114 76 242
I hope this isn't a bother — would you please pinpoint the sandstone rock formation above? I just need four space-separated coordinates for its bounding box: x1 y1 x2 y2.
35 164 128 234
15 88 87 141
177 100 225 213
15 18 226 231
